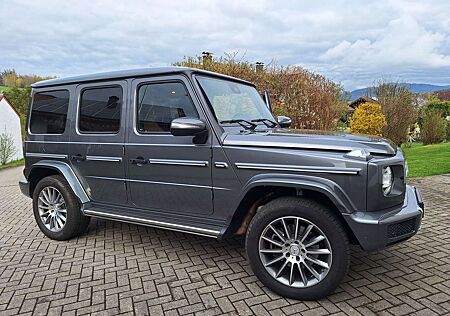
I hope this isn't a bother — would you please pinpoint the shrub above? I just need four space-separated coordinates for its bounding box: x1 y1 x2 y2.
349 102 387 136
422 109 446 145
426 99 450 118
374 82 417 145
446 118 450 141
175 53 347 130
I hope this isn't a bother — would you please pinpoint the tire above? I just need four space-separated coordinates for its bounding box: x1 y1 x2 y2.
246 196 350 300
33 175 90 240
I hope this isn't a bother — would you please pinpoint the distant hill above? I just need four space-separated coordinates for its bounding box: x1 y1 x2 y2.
351 83 450 100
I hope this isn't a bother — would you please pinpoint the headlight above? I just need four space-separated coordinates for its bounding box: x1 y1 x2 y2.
382 166 394 195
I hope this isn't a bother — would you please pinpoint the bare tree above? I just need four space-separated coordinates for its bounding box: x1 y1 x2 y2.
0 131 16 165
373 81 417 145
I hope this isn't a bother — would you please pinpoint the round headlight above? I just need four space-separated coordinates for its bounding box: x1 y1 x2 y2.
382 166 393 195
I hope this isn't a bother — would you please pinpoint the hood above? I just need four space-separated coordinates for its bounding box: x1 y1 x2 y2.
222 128 397 156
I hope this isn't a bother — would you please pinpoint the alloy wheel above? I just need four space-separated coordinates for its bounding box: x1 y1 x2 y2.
259 216 332 288
38 186 67 232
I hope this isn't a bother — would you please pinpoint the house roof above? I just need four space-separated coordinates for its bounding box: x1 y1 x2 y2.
0 94 20 117
31 67 253 88
349 96 379 109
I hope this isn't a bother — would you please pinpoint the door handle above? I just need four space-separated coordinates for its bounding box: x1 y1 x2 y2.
130 157 148 165
71 154 86 162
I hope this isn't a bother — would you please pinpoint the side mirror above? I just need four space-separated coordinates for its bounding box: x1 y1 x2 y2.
170 117 208 143
277 116 292 128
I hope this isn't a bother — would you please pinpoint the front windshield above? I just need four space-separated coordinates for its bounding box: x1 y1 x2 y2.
196 76 275 125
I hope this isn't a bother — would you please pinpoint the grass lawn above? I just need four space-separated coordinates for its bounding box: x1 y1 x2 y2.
0 159 24 170
402 142 450 178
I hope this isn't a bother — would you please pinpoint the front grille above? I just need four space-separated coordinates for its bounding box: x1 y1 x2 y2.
387 218 417 239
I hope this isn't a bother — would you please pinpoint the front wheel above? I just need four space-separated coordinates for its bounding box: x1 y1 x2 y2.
246 197 350 300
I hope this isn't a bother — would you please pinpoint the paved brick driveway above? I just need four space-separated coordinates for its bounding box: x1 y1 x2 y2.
0 166 449 316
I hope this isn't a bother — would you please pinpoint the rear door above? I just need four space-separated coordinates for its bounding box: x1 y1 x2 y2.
69 81 128 206
125 75 213 215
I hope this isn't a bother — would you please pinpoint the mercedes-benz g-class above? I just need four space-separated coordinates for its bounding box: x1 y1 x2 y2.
19 67 424 299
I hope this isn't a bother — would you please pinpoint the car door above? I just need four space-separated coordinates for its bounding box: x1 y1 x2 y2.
69 81 128 206
125 75 213 215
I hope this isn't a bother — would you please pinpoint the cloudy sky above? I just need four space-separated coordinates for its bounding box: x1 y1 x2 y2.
1 0 449 90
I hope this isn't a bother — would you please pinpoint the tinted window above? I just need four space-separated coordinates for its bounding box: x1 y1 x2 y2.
79 86 122 133
30 90 69 134
137 82 198 133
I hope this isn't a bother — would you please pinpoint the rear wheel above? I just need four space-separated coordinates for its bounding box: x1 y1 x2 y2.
246 197 350 300
33 175 90 240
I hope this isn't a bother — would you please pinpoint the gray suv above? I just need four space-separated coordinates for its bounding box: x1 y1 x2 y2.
19 67 424 300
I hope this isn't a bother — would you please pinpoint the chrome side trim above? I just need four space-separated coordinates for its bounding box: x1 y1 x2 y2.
83 209 220 238
85 176 126 181
223 139 393 155
86 155 122 162
214 162 229 168
127 178 230 191
85 176 230 191
235 163 361 175
26 153 68 159
224 139 354 152
148 158 208 167
25 140 200 147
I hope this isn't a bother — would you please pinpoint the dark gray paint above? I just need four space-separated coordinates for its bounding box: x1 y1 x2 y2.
125 75 213 215
21 67 424 251
69 80 128 206
23 160 90 203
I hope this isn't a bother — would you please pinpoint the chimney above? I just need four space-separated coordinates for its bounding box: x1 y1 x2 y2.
256 62 264 72
202 52 213 66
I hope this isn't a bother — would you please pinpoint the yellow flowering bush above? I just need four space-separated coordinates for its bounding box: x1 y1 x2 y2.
350 102 387 136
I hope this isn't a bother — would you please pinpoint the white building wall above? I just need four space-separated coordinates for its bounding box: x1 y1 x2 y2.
0 97 23 162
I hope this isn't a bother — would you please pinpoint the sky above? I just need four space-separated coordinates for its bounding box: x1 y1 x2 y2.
1 0 449 90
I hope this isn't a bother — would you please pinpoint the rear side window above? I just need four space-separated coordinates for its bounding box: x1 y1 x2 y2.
137 82 198 133
30 90 69 134
79 86 122 133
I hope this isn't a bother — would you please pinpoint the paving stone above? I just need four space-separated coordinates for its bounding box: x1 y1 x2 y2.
0 166 449 315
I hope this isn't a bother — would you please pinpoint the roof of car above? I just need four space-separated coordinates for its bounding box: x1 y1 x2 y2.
31 67 252 88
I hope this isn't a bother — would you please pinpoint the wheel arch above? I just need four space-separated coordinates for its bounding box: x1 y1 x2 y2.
222 175 359 244
27 160 90 204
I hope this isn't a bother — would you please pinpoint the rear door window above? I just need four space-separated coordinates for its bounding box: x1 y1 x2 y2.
29 90 69 134
78 86 122 133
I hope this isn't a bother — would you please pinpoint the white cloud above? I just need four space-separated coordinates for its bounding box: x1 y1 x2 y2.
0 0 449 90
321 15 450 67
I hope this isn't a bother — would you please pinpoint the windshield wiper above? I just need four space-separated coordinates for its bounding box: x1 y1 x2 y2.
220 119 257 130
251 118 278 128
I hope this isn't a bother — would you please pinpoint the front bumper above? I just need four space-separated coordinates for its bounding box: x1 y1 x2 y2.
19 179 31 198
344 184 424 251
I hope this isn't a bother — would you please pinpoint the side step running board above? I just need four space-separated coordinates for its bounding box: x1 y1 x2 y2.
83 209 221 238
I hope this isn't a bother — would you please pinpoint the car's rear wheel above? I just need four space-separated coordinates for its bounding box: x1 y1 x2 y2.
246 197 350 300
33 175 90 240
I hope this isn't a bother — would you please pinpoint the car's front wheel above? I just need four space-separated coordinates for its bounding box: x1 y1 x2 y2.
33 175 90 240
246 197 350 300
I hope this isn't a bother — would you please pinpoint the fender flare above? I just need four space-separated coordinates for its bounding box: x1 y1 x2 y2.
237 173 357 215
28 160 90 204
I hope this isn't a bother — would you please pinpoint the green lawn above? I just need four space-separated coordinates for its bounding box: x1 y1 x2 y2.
402 142 450 178
0 159 24 170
